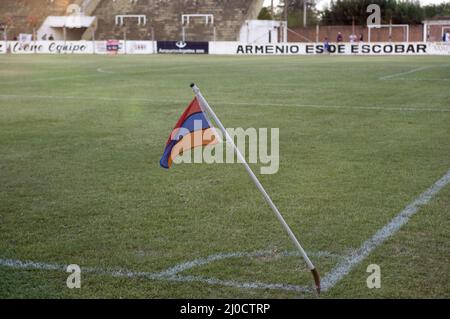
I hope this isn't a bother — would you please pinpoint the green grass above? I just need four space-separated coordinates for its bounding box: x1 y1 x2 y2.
0 55 449 299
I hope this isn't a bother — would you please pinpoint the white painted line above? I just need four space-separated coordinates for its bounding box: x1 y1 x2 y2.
157 250 341 277
1 167 448 295
379 64 450 80
321 169 450 291
96 68 115 74
168 274 311 292
0 74 104 85
381 78 450 82
0 65 149 85
0 64 215 85
0 94 449 113
0 250 339 293
380 66 434 80
0 259 63 271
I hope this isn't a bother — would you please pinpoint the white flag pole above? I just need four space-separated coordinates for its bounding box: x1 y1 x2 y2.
190 83 321 293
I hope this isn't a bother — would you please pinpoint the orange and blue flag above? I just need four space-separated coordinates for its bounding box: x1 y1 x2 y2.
160 98 218 169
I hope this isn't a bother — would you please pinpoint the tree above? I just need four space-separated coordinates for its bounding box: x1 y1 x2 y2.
423 3 450 19
287 0 315 11
259 0 319 27
258 7 273 20
320 0 426 26
283 0 319 27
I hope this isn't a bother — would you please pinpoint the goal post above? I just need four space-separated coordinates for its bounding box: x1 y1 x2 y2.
422 18 450 42
368 24 410 42
181 14 215 42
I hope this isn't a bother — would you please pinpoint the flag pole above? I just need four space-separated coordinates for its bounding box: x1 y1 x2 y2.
190 83 321 294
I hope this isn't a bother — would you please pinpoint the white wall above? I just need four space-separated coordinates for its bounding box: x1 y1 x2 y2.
1 41 155 54
239 20 282 44
210 42 450 55
1 41 449 55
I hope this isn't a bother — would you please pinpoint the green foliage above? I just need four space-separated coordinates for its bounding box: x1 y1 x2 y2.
287 0 316 11
320 0 450 25
267 1 320 27
287 10 319 28
423 2 450 19
258 7 273 20
268 0 450 26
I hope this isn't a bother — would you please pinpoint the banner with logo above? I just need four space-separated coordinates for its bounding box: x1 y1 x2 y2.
157 41 209 54
94 41 116 54
0 41 155 55
210 42 450 55
4 41 95 54
125 41 155 54
0 41 448 55
18 34 33 43
106 40 120 53
428 42 450 55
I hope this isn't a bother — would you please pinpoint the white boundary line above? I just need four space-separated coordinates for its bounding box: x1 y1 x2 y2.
0 170 449 294
380 78 450 82
0 94 449 113
0 63 230 85
156 250 340 277
96 68 115 74
0 250 340 293
379 63 450 80
321 169 450 291
380 65 436 80
0 61 449 85
0 89 449 293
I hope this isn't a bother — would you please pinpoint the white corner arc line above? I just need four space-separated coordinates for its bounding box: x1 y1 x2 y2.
321 169 450 292
0 250 338 293
0 258 310 293
156 250 342 277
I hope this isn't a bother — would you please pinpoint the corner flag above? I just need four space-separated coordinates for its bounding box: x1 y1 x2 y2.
160 97 218 169
160 84 321 294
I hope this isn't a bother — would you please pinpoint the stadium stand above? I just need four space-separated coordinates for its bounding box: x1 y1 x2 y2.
91 0 263 41
2 1 445 43
1 0 264 41
0 0 72 40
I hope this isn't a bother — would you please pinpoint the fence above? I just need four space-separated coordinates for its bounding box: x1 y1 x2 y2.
288 25 425 43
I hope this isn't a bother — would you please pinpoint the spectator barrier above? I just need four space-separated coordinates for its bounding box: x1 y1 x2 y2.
1 41 449 55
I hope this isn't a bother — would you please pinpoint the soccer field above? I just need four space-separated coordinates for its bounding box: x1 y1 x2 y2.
0 54 449 299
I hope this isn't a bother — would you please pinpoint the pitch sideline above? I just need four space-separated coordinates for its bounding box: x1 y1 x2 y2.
1 94 449 113
379 63 450 80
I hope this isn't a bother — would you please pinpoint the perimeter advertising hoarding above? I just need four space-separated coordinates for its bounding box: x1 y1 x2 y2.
157 41 209 54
